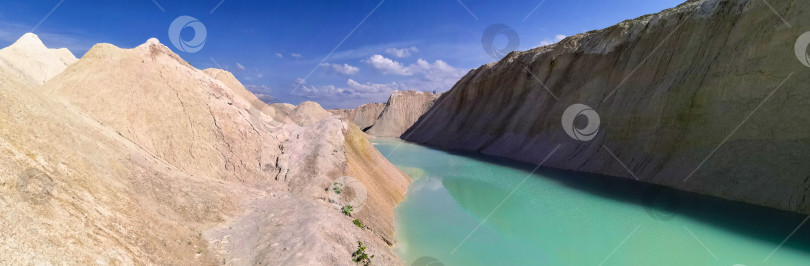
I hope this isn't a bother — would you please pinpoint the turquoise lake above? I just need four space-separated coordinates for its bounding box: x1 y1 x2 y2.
372 138 810 266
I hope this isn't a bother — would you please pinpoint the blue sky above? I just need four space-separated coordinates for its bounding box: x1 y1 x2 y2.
1 0 683 108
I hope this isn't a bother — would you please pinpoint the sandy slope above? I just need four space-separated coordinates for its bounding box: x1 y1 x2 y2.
0 34 409 265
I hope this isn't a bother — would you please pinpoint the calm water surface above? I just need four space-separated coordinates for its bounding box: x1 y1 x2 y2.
373 138 810 266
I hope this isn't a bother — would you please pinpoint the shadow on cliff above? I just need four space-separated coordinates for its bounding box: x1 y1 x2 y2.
414 144 810 257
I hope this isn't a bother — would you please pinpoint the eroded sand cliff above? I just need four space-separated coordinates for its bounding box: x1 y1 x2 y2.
331 103 386 131
331 91 439 138
367 91 439 137
404 0 810 213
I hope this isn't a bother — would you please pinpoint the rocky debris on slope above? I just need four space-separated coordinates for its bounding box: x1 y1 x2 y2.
3 37 409 264
331 103 386 131
0 33 77 86
366 90 440 137
404 0 810 214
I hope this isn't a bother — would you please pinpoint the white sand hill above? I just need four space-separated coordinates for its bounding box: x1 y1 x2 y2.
0 33 78 86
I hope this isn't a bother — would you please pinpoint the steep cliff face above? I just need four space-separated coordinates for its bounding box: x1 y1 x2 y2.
404 0 810 213
367 90 440 137
331 103 386 130
2 36 408 265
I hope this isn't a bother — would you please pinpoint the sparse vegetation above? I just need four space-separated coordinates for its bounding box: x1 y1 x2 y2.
341 205 353 216
333 182 344 194
351 241 374 266
353 219 364 228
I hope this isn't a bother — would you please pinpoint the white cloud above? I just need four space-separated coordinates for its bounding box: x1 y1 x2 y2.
295 55 468 107
363 54 467 87
295 57 466 98
235 62 246 70
275 53 284 58
291 53 302 58
346 79 400 94
292 78 403 99
384 46 418 58
406 58 468 92
319 63 360 75
539 34 566 46
363 54 411 75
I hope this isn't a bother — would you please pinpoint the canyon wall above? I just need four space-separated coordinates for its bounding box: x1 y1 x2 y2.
367 90 440 137
404 0 810 214
331 103 386 130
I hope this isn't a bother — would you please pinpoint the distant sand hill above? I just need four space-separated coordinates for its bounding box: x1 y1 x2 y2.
331 90 440 138
0 33 77 86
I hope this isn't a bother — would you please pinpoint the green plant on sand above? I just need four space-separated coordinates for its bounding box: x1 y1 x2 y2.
352 219 364 228
341 205 353 216
352 241 374 266
333 182 344 194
